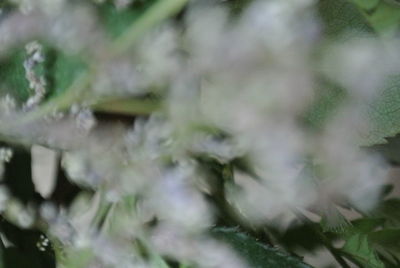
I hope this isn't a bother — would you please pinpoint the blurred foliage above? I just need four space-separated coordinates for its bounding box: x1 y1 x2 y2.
303 0 400 146
1 0 400 268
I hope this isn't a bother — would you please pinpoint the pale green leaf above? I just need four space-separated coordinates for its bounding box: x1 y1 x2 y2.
213 228 313 268
342 234 385 268
308 0 400 145
367 2 400 35
351 0 379 10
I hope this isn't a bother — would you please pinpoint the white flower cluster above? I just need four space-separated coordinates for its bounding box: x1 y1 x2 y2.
0 147 13 180
0 0 397 267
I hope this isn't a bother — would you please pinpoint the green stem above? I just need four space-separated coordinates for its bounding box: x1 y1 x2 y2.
90 187 112 230
93 97 161 115
111 0 188 55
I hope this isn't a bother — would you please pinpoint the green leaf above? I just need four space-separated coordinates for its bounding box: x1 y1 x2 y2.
308 2 400 145
371 198 400 227
321 213 388 266
212 228 313 268
365 76 400 145
317 0 372 38
304 78 347 130
97 1 155 38
47 49 86 100
368 229 400 265
306 0 369 130
351 0 379 10
369 229 400 251
349 0 400 35
351 218 385 233
0 50 30 103
321 213 384 236
0 44 86 107
320 208 352 234
59 248 94 268
308 74 400 146
367 2 400 35
342 233 385 268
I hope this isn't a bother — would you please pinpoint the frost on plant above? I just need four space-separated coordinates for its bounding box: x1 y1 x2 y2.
23 40 46 110
0 0 400 267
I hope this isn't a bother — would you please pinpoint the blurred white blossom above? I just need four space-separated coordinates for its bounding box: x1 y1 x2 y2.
0 0 398 267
